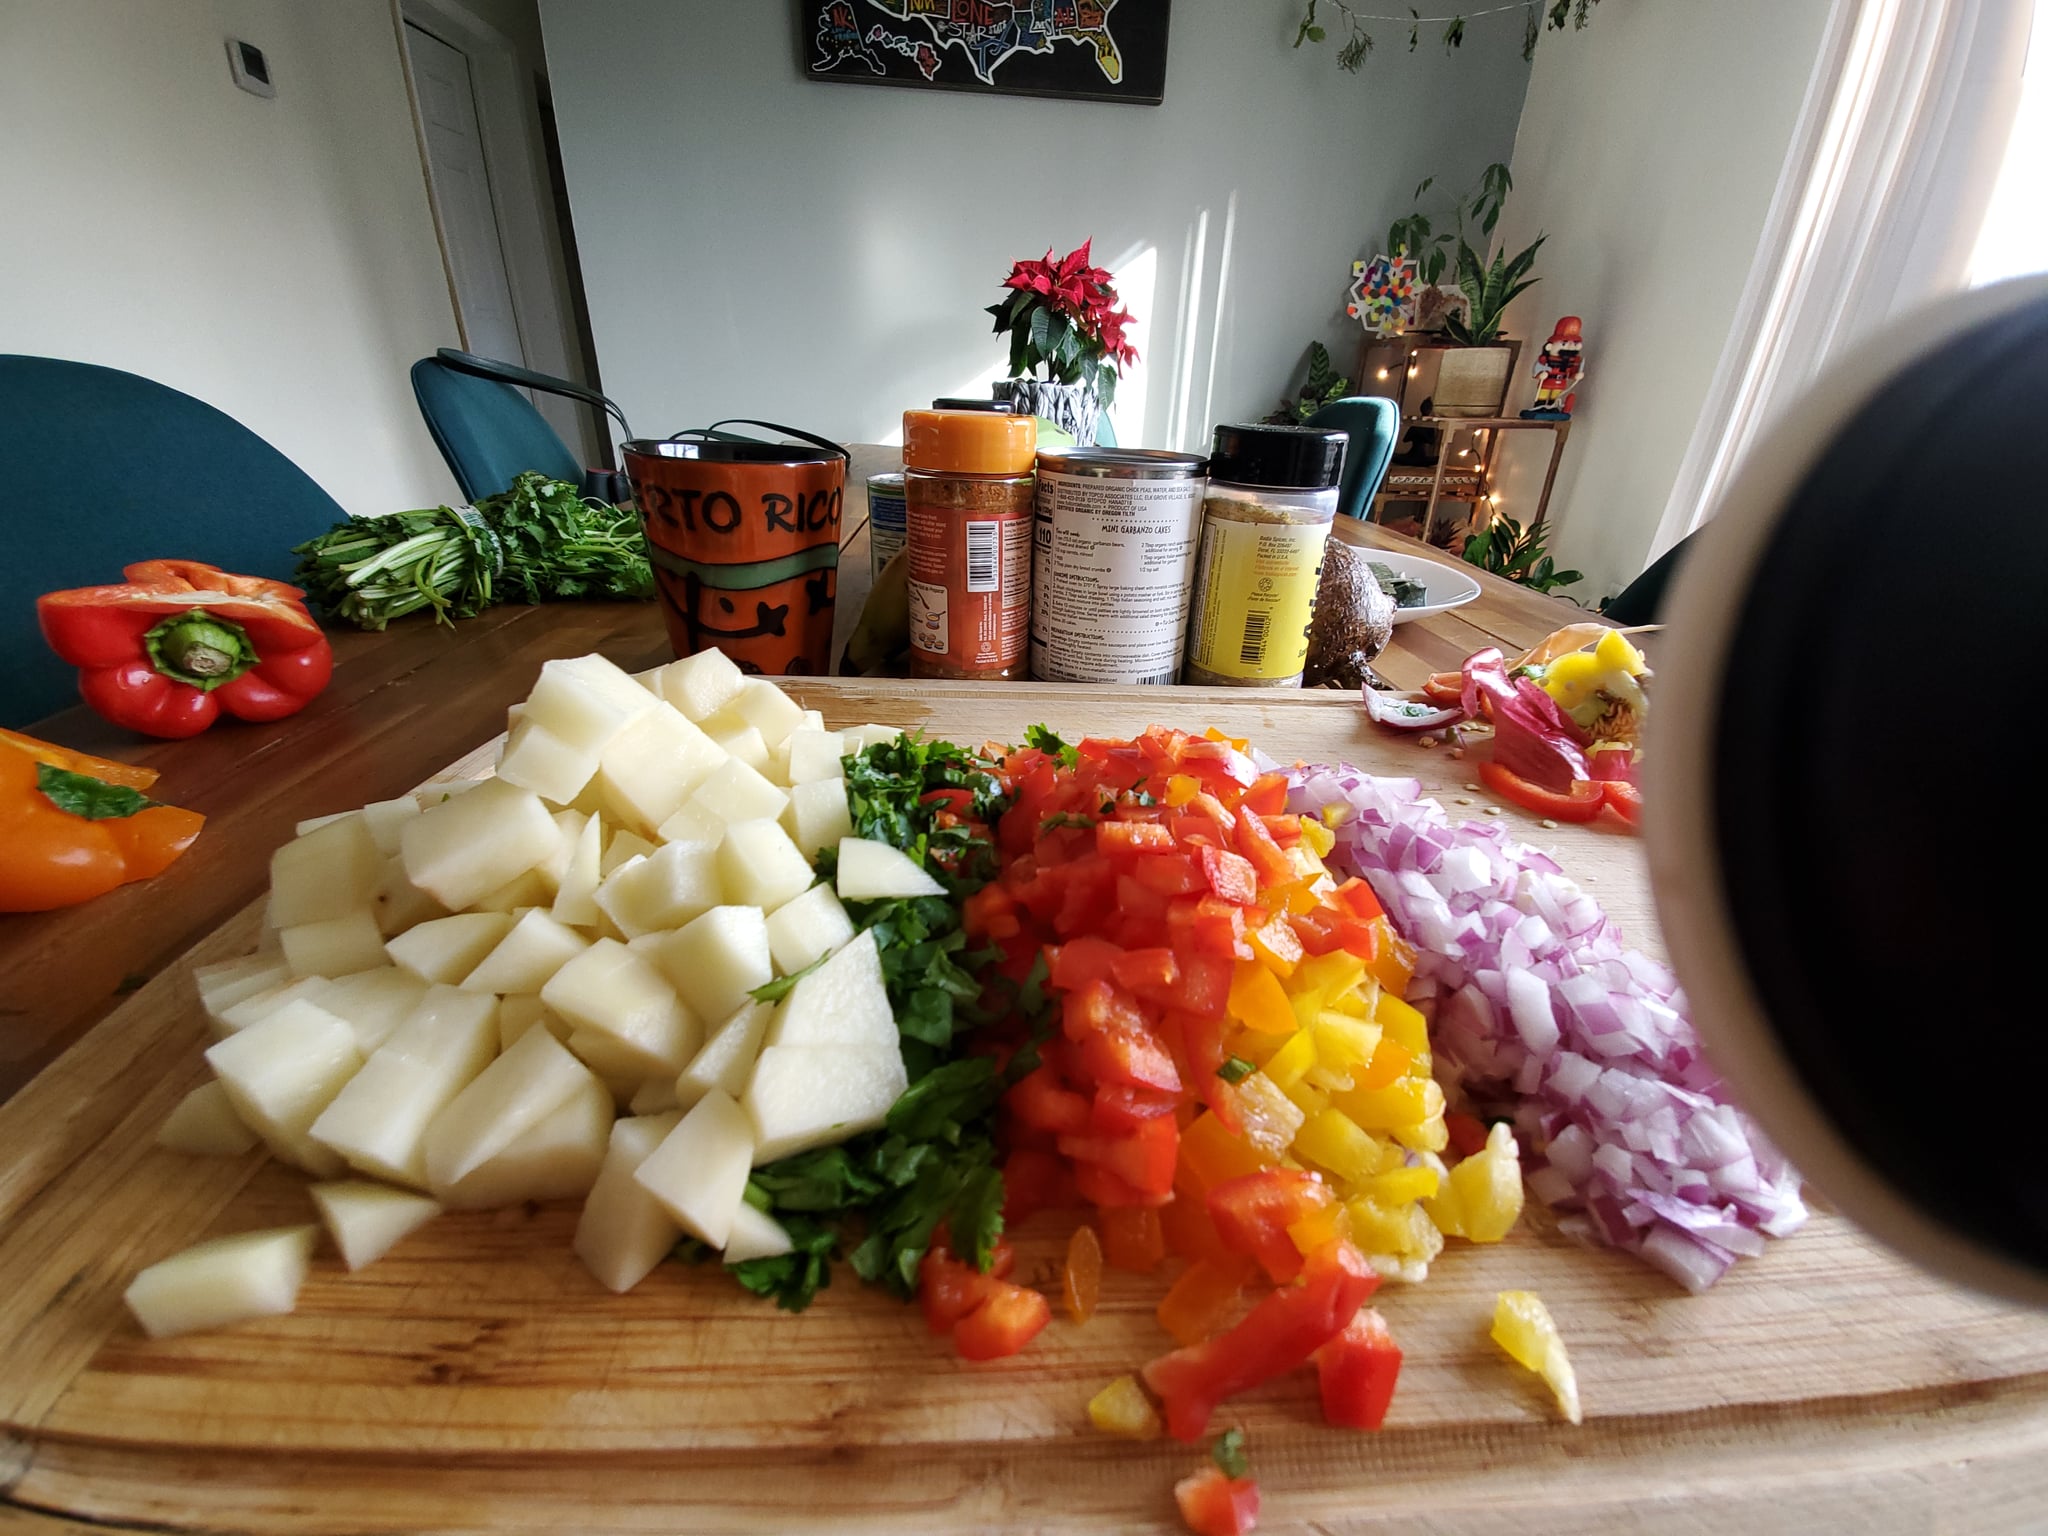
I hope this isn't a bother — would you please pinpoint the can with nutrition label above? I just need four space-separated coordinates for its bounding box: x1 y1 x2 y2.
866 472 906 581
902 409 1038 680
1029 448 1209 684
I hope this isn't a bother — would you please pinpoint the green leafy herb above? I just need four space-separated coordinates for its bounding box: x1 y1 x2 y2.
1212 1427 1250 1479
728 1215 839 1312
1039 812 1095 834
1368 560 1429 609
1217 1056 1258 1085
1025 723 1080 770
35 764 157 821
749 952 826 1004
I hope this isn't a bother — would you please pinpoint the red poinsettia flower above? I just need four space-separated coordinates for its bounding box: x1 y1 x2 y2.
990 239 1141 391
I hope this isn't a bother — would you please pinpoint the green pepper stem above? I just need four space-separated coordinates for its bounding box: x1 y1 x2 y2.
145 608 257 691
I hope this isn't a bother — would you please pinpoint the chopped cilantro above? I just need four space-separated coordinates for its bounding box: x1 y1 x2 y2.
1217 1056 1258 1084
1211 1427 1250 1478
1039 811 1095 834
1025 723 1080 769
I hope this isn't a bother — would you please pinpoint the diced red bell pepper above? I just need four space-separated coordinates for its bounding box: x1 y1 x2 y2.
1049 934 1125 992
1291 906 1380 961
1601 780 1643 829
1073 1158 1169 1210
1177 953 1233 1021
1232 806 1294 887
1174 1466 1262 1536
1063 981 1183 1094
1170 896 1249 960
1134 852 1207 897
1258 814 1303 848
918 1238 1017 1334
1007 1065 1093 1137
1445 1111 1491 1159
1053 861 1120 936
962 882 1022 941
1242 772 1289 817
1142 1240 1379 1441
1314 1306 1403 1430
1478 759 1608 823
1170 1008 1243 1133
1001 1148 1071 1224
1098 819 1177 856
1329 877 1385 923
1060 1114 1179 1204
1206 1169 1336 1284
1198 846 1259 906
1110 945 1181 1003
952 1279 1052 1360
1092 1082 1180 1135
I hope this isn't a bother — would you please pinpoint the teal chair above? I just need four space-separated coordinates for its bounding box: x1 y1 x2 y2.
1 355 349 727
411 349 630 503
1306 396 1402 520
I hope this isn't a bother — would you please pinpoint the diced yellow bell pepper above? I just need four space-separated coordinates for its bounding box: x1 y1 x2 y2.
1299 951 1368 1001
1292 1107 1382 1183
1087 1374 1163 1438
1298 815 1335 857
1436 1122 1523 1242
1391 1111 1449 1154
1349 1037 1412 1091
1286 1205 1344 1258
1178 1110 1272 1193
1248 915 1302 979
1336 1077 1443 1132
1403 1200 1446 1264
1235 1073 1307 1159
1287 844 1329 882
1359 1165 1441 1205
1262 1029 1319 1090
1229 961 1297 1036
1365 921 1416 996
1594 626 1646 676
1226 1027 1282 1067
1372 992 1430 1057
1164 773 1201 808
1344 1197 1410 1254
1321 802 1354 828
1278 1077 1328 1117
1491 1290 1582 1424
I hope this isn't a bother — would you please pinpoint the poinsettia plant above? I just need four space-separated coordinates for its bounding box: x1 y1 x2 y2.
986 240 1138 405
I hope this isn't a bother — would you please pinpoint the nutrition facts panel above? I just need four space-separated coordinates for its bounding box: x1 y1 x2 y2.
1029 472 1205 684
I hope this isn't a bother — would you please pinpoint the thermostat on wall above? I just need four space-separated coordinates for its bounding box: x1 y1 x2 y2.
226 38 275 98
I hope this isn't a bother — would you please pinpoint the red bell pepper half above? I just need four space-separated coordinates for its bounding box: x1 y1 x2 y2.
38 560 333 739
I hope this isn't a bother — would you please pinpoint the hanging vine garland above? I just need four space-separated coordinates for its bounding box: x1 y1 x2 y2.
1295 0 1601 71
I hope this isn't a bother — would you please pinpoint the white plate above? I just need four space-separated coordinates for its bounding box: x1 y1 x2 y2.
1352 545 1483 623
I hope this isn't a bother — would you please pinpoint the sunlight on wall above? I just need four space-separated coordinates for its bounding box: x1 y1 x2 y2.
1104 240 1155 443
1969 0 2048 284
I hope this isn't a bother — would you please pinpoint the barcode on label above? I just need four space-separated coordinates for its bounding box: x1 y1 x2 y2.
1134 669 1177 686
965 520 999 593
1238 609 1269 667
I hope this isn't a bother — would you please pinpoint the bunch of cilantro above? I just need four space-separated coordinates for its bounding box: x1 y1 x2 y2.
685 733 1053 1312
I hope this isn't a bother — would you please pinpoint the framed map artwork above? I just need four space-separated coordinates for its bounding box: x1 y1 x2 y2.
802 1 1171 105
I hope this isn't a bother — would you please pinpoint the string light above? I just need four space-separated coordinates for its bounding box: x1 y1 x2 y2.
1377 368 1390 380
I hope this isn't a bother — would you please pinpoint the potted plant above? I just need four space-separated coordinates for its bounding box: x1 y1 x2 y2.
985 240 1137 445
1387 161 1510 332
1433 230 1544 417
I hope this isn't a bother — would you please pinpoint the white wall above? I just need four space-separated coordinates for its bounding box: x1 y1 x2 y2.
1490 0 1838 602
0 0 463 517
538 0 1534 453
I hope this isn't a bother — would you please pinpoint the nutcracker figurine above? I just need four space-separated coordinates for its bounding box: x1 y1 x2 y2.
1521 316 1587 419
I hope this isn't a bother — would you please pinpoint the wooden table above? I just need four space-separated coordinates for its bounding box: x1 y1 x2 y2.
3 450 1582 1103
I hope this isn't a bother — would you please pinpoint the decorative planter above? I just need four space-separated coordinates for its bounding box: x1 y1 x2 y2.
1434 344 1516 418
993 378 1102 445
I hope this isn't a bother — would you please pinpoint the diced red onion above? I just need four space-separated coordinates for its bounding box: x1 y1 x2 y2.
1287 762 1806 1288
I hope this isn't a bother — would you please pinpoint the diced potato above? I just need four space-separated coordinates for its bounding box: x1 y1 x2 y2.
295 809 354 836
763 883 856 975
730 677 805 748
847 724 903 750
521 654 658 756
123 1226 317 1339
542 938 700 1078
629 1075 679 1115
386 912 516 985
836 837 944 900
567 1026 671 1084
497 993 569 1051
745 1043 906 1164
269 815 382 929
632 1089 755 1248
723 1202 793 1264
764 929 896 1052
204 1000 363 1176
318 966 431 1053
655 800 725 846
279 911 389 979
215 975 332 1035
689 757 789 826
360 796 421 857
718 819 814 912
786 778 853 860
371 854 447 937
574 1112 684 1292
594 842 722 938
650 906 772 1026
597 702 726 834
794 708 825 733
706 721 772 777
307 987 497 1187
676 999 773 1110
435 1074 611 1209
601 828 657 878
422 1025 595 1189
194 954 291 1027
496 715 602 806
309 1181 441 1271
461 909 591 995
471 870 555 913
538 809 585 890
400 777 559 911
550 812 605 928
655 649 746 722
156 1080 259 1157
783 728 847 784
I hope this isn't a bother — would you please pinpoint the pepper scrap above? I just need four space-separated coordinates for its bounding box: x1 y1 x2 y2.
38 560 333 739
0 730 204 911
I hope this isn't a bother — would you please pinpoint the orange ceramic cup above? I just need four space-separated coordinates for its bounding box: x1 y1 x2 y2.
624 435 846 676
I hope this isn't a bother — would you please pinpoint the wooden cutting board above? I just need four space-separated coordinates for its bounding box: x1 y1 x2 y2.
4 681 2045 1534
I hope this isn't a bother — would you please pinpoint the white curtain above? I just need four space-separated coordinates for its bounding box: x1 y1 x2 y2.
1647 0 2035 562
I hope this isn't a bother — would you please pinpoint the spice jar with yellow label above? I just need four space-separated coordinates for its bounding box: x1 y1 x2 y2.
903 408 1038 680
1183 424 1347 688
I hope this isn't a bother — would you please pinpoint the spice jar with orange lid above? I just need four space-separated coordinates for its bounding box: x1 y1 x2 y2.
902 408 1038 680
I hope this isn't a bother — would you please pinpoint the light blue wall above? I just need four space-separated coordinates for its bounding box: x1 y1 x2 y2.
539 0 1530 452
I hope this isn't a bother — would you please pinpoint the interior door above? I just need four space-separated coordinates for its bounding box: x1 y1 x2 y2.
406 20 525 368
